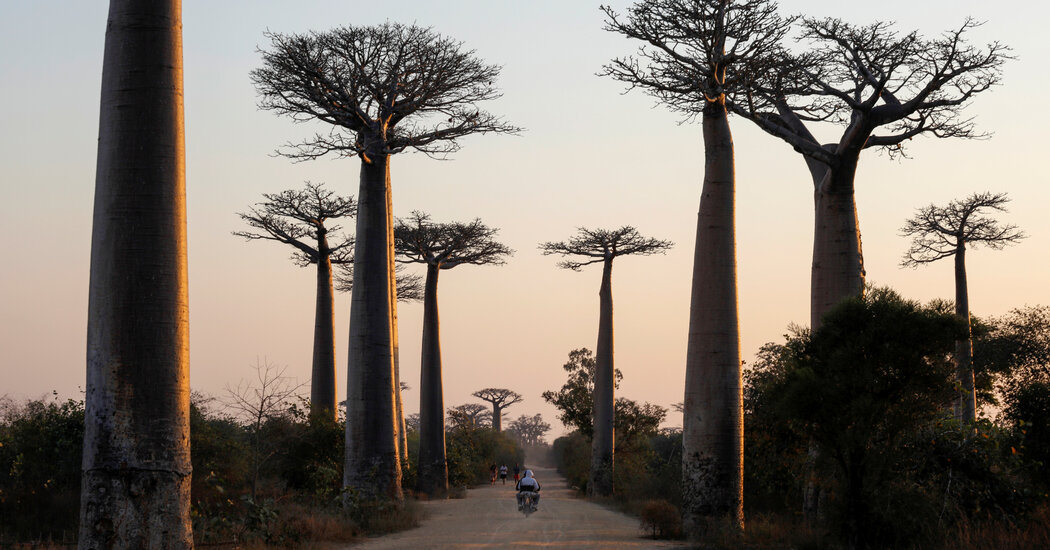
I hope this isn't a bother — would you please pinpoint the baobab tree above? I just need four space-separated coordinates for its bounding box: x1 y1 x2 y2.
731 17 1008 329
472 388 523 432
252 23 517 501
603 0 791 530
81 0 192 547
447 403 491 429
234 182 355 419
540 226 672 496
507 414 553 447
901 191 1025 423
394 211 512 497
336 261 424 469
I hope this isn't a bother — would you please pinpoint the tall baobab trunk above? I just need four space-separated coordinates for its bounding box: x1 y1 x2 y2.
682 100 743 535
311 231 337 419
589 257 615 496
345 152 402 501
417 265 448 497
80 1 193 547
810 156 865 330
954 244 976 423
386 165 409 469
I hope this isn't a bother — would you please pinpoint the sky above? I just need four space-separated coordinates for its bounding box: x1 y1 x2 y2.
1 1 1048 437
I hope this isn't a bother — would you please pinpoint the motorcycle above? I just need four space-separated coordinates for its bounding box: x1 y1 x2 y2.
518 491 539 516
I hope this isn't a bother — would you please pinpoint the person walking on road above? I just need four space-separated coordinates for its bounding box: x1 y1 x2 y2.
499 464 508 485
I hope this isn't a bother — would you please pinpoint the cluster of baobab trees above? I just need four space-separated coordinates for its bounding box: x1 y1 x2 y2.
82 0 1011 547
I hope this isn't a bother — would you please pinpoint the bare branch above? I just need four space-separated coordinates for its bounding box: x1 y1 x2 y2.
334 262 425 302
252 23 520 161
900 191 1026 267
393 211 513 269
540 226 673 271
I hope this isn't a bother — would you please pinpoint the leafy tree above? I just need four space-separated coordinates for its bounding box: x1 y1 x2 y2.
81 0 192 545
540 227 672 496
602 0 790 528
0 395 84 541
472 389 523 432
507 414 553 447
901 192 1026 423
732 18 1009 330
234 182 355 418
446 403 492 429
541 348 620 438
252 22 517 501
394 212 512 497
768 288 965 550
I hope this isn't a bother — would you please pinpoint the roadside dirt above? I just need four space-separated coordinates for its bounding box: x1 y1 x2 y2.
347 467 685 549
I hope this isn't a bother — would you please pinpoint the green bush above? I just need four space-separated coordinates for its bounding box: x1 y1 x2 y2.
0 394 84 541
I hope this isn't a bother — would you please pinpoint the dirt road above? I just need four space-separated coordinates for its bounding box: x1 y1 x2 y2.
349 467 685 549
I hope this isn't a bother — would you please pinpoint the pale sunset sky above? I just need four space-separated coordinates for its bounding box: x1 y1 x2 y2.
1 1 1047 436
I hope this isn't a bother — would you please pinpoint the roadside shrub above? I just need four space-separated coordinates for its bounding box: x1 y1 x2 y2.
0 394 84 542
639 499 681 539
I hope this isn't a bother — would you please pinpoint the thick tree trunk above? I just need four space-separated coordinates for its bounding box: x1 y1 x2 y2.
387 169 409 469
810 156 865 330
589 258 616 497
492 405 503 432
80 1 193 547
344 152 402 502
417 265 449 497
311 233 337 419
954 245 976 423
682 102 743 536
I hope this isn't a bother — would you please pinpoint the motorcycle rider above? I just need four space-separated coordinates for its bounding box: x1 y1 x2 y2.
515 469 541 511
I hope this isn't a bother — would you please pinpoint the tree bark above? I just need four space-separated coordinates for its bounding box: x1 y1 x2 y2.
589 257 616 497
682 101 743 536
311 232 337 419
810 155 865 330
954 244 976 423
344 152 402 502
417 264 449 497
492 404 503 432
387 165 409 470
80 1 193 547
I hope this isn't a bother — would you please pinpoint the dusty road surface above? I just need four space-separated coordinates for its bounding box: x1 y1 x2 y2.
349 467 685 549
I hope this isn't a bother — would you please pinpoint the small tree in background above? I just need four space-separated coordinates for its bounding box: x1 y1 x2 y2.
542 348 621 438
253 22 518 501
447 404 492 429
234 182 355 419
541 226 672 496
472 389 523 433
901 192 1025 423
394 212 512 497
507 414 553 447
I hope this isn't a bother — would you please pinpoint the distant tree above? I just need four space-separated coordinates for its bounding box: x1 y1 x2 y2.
394 212 512 497
901 192 1025 423
253 22 517 501
769 288 964 550
541 226 672 496
732 18 1009 330
603 0 790 528
446 403 491 429
80 1 193 546
234 182 355 419
472 389 523 433
507 414 553 447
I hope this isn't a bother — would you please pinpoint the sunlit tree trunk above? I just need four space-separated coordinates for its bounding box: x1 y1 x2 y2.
682 100 743 535
345 152 402 501
589 257 615 496
80 0 193 547
311 231 337 419
417 264 448 497
954 244 976 423
387 168 409 470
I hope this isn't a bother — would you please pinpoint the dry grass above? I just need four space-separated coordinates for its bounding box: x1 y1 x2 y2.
927 505 1050 550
